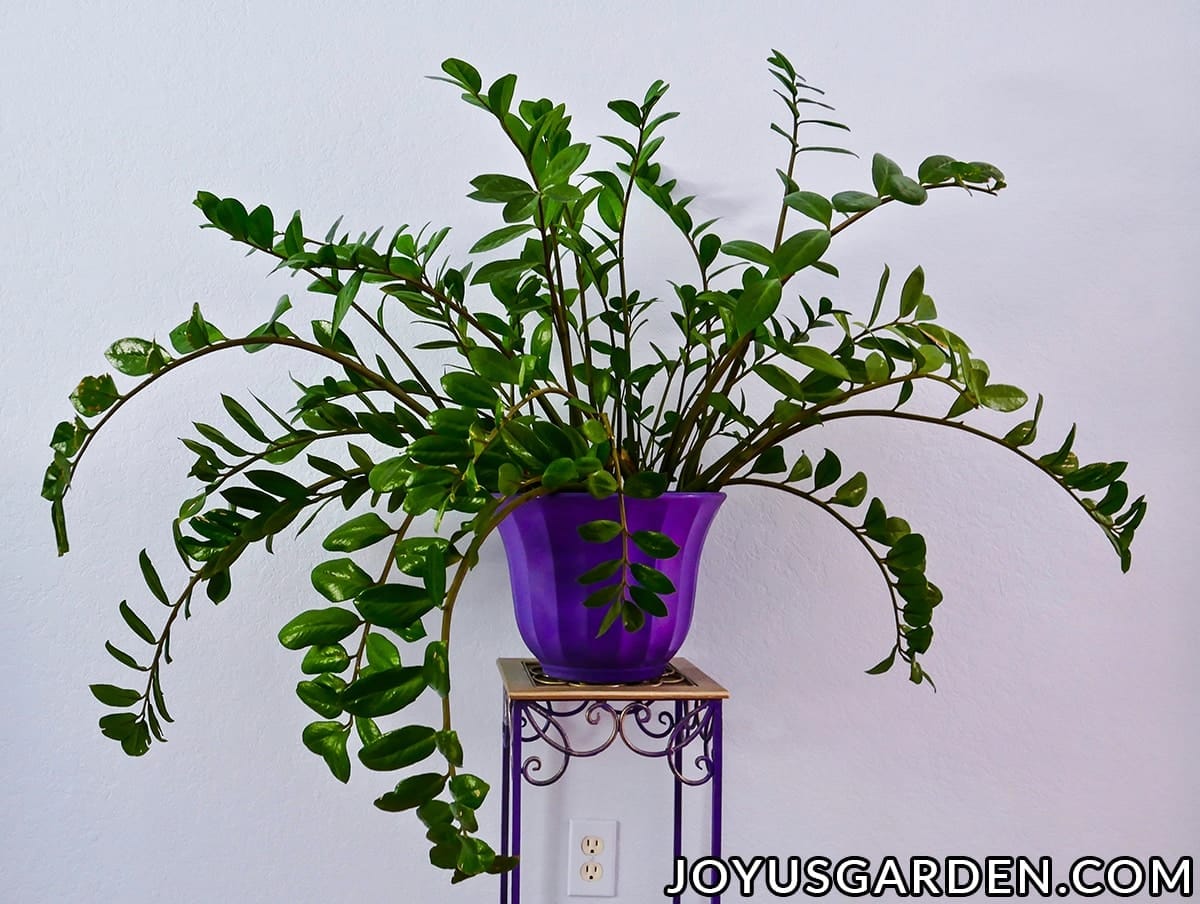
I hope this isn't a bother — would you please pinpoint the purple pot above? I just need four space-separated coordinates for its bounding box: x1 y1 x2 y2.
495 492 725 683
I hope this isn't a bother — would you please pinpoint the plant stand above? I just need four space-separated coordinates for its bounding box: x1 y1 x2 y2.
497 658 729 903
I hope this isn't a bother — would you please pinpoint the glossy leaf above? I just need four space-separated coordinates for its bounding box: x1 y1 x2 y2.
323 513 393 552
341 666 426 717
577 519 622 543
359 724 438 771
375 773 447 812
631 530 679 558
311 558 374 602
278 608 361 650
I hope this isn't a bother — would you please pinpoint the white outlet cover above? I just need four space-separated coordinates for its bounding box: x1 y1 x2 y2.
567 818 618 896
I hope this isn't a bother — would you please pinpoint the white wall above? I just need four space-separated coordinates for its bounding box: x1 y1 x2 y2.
2 2 1196 901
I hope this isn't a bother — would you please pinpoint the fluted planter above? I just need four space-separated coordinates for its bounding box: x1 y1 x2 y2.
495 492 725 683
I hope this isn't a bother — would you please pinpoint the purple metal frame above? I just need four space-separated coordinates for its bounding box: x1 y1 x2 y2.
499 692 724 903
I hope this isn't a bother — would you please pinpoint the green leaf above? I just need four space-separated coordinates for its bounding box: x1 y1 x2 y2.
812 450 842 490
830 191 881 213
448 773 490 810
915 344 946 374
754 362 805 399
583 584 622 609
98 712 140 741
70 374 120 417
301 721 351 783
301 644 351 675
886 533 927 573
220 394 269 443
907 625 933 654
355 584 436 633
1096 480 1129 517
630 562 675 594
886 174 928 205
375 773 447 812
721 240 775 267
773 228 831 278
980 384 1028 412
918 155 956 184
629 585 668 617
899 266 924 318
245 469 308 500
469 224 534 253
787 453 813 483
865 648 897 675
624 471 668 498
105 338 167 377
607 98 642 126
582 419 608 444
787 345 850 381
621 600 647 631
331 270 362 335
864 352 889 383
436 729 464 768
577 519 622 543
138 549 169 605
342 666 427 717
586 470 618 499
311 558 374 602
1064 461 1127 492
733 276 782 336
468 173 534 203
170 303 225 353
90 684 141 707
364 632 402 670
783 191 832 228
297 677 342 717
278 607 362 650
467 347 521 384
751 446 787 475
119 601 156 644
423 641 450 697
358 724 438 771
323 513 393 552
831 471 868 506
105 641 145 671
871 153 902 195
441 371 499 408
440 57 482 93
369 457 412 494
577 558 622 585
497 462 522 496
541 457 579 491
410 435 472 466
631 530 680 558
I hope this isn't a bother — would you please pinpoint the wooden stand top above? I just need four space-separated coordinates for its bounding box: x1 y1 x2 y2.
497 658 729 701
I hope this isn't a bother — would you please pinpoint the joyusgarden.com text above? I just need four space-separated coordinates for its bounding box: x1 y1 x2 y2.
664 854 1194 898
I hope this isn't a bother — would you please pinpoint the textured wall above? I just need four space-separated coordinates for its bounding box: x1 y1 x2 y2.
1 2 1196 901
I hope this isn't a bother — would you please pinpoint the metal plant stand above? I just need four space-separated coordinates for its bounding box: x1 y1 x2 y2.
497 658 729 903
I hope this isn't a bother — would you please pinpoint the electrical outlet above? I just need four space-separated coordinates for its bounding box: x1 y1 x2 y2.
567 818 618 896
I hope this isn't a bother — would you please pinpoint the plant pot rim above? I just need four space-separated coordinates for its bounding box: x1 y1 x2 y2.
516 491 727 500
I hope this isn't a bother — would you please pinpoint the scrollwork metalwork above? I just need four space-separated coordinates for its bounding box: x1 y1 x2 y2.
517 698 718 787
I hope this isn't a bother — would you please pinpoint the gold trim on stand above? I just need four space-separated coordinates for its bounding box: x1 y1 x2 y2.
497 658 729 701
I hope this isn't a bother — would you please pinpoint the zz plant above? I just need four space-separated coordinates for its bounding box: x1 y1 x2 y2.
44 51 1144 882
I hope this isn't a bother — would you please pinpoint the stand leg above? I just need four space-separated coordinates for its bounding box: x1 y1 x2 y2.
672 699 684 904
711 700 723 904
511 701 524 904
500 693 512 904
